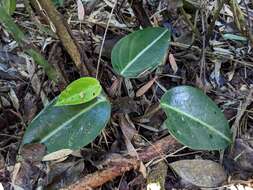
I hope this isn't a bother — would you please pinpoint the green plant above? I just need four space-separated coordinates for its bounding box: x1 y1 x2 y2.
112 27 232 150
22 77 110 153
55 77 102 106
160 86 232 150
111 27 171 78
52 0 64 6
1 0 16 15
0 5 59 82
21 27 232 154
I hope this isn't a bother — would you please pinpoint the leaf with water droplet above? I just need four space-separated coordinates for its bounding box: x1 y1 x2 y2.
22 95 111 153
55 77 102 106
160 86 232 150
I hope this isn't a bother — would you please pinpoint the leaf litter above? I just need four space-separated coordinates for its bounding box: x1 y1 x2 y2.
0 0 253 189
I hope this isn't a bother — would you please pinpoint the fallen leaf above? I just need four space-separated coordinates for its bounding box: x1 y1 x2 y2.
23 93 37 123
20 143 46 162
43 149 73 161
136 76 157 97
9 88 19 110
168 53 178 74
77 0 85 21
119 115 146 177
231 139 253 171
170 159 227 188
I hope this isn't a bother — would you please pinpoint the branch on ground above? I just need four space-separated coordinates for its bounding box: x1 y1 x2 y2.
63 136 181 189
34 0 90 76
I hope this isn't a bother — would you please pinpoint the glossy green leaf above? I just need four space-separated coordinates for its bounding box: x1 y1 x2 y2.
111 27 171 78
1 0 16 15
160 86 232 150
55 77 102 106
22 95 111 153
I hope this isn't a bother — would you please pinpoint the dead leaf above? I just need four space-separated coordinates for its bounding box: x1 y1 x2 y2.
43 149 73 161
12 161 42 190
119 115 146 177
9 88 19 110
124 79 135 98
136 76 157 97
170 159 227 188
231 139 253 171
107 77 122 97
168 53 178 74
20 143 46 162
47 161 84 189
23 93 37 123
119 115 138 157
77 0 85 21
0 153 4 170
112 97 139 114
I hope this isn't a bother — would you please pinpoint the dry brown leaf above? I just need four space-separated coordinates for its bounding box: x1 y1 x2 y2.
43 149 73 161
77 0 85 21
136 76 157 97
9 88 19 110
119 115 146 177
170 159 227 188
169 53 178 74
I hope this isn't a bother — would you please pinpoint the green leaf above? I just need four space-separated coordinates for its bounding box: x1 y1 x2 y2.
160 86 232 150
22 95 111 153
1 0 16 15
0 5 24 43
55 77 102 106
111 27 171 78
223 33 247 42
52 0 64 6
26 49 58 82
0 6 59 82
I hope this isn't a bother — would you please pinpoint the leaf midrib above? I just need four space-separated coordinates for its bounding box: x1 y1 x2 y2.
40 97 106 143
120 29 169 75
161 103 231 143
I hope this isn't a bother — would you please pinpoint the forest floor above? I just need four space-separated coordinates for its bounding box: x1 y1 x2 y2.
0 0 253 189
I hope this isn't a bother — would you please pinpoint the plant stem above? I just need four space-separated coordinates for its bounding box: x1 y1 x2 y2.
35 0 90 76
227 0 253 45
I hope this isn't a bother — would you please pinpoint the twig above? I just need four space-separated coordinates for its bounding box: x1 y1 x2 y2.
24 0 57 38
170 41 253 68
35 0 90 76
231 88 253 143
200 5 207 91
227 0 253 45
96 0 117 79
63 136 181 189
179 7 200 37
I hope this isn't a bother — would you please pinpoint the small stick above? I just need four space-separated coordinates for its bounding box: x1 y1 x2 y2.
64 136 181 189
35 0 90 76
